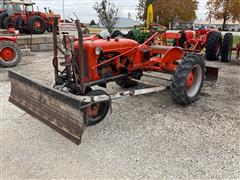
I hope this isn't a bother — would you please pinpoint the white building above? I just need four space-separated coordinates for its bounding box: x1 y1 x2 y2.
99 17 141 29
195 19 240 31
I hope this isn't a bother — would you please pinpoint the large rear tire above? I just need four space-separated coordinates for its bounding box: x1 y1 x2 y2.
0 12 8 29
15 17 25 33
221 33 233 62
205 31 222 61
171 54 205 105
81 90 110 127
27 16 46 34
126 30 135 40
3 16 10 29
0 41 22 67
111 30 123 38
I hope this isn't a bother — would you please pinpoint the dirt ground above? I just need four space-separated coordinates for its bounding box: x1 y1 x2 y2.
1 51 240 179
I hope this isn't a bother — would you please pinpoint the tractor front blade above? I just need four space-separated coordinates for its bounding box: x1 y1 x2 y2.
8 70 85 145
205 66 218 82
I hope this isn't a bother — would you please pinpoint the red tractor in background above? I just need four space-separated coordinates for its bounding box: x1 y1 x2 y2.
0 36 22 67
121 26 235 62
169 29 235 62
0 0 61 34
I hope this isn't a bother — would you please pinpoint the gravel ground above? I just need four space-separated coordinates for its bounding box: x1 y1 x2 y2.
1 52 240 179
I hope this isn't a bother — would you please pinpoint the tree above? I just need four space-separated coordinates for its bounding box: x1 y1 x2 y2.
90 20 96 26
136 0 147 21
153 0 198 28
206 0 240 30
93 0 119 34
136 0 198 28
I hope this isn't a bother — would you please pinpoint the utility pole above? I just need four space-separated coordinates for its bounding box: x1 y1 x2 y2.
62 0 65 22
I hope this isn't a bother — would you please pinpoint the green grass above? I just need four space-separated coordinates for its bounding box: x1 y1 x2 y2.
233 35 239 47
232 36 239 58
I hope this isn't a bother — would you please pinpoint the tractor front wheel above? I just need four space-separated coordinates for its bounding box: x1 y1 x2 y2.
47 26 53 32
171 54 205 105
115 70 143 88
221 33 233 62
27 16 46 34
81 90 110 127
0 41 22 67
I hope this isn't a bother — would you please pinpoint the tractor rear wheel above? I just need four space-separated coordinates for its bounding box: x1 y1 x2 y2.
0 41 22 67
0 12 8 29
46 26 53 32
27 16 46 34
115 70 143 88
126 30 135 40
83 28 90 36
221 33 233 62
3 16 10 29
205 31 222 61
15 17 25 33
111 30 123 38
81 90 110 126
171 54 205 105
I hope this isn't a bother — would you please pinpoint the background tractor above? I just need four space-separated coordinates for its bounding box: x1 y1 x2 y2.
0 0 61 34
172 29 239 62
8 18 218 144
0 36 21 67
111 24 166 44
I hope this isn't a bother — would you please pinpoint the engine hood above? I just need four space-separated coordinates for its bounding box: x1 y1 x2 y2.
90 38 139 52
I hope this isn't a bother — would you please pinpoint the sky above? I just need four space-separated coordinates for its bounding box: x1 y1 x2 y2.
34 0 208 23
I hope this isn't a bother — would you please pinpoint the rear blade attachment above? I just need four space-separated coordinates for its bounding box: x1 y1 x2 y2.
8 70 86 145
205 66 219 82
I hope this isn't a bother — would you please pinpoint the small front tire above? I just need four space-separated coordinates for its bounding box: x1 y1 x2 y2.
115 70 142 88
81 90 110 127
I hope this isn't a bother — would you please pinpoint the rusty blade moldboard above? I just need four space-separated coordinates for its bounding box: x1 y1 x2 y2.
8 70 86 145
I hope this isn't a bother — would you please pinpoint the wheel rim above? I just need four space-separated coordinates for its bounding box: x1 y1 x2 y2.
0 47 16 62
85 102 105 122
34 21 42 30
186 64 203 98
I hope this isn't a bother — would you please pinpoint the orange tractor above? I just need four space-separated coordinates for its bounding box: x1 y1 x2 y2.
0 36 21 67
8 19 218 144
